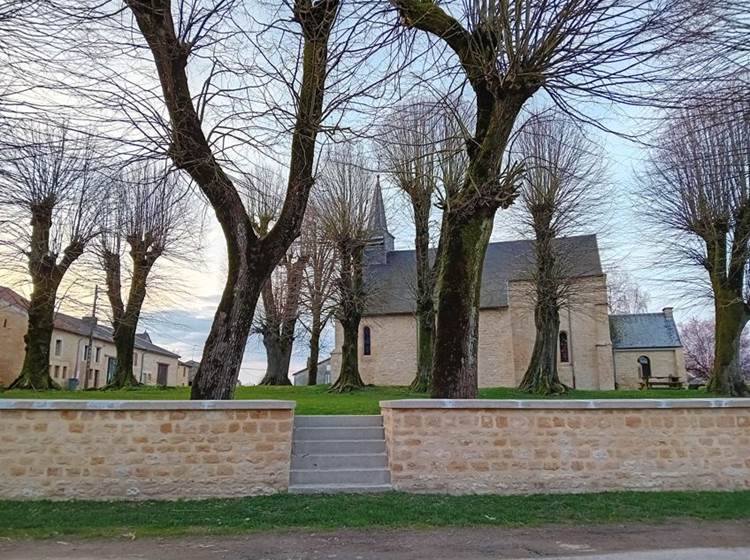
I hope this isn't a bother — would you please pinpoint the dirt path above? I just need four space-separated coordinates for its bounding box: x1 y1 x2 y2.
1 520 749 559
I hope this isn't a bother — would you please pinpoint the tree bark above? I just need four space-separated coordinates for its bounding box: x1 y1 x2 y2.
707 290 749 396
409 196 434 392
332 311 364 392
519 298 566 395
10 283 59 390
430 212 494 398
307 314 322 385
260 330 293 385
330 244 366 392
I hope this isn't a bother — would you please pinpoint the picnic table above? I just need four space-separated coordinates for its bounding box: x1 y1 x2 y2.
639 375 683 390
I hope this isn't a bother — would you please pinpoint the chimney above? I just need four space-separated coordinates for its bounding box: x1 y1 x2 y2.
662 307 674 319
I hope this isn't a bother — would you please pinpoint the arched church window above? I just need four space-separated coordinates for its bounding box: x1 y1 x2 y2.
638 355 651 379
363 326 372 356
559 331 569 363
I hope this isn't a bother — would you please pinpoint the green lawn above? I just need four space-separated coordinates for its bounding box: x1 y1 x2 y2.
0 490 747 539
0 384 712 415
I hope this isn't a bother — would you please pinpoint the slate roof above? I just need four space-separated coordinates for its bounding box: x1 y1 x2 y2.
609 313 682 349
364 234 603 316
0 286 179 358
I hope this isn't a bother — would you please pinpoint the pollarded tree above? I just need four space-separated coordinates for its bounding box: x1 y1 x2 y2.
99 165 192 389
389 0 700 398
644 100 750 396
0 125 101 390
379 100 468 392
317 148 375 393
514 111 606 395
241 167 307 386
299 199 337 385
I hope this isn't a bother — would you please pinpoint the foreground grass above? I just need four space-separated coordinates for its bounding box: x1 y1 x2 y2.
0 490 747 539
0 384 711 415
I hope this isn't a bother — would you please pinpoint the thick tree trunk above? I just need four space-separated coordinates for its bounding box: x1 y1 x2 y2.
259 331 293 385
430 212 494 398
10 284 59 390
707 294 749 396
307 317 322 385
412 310 434 392
110 322 140 388
519 300 566 394
191 257 262 399
105 255 150 390
331 314 364 392
409 200 434 393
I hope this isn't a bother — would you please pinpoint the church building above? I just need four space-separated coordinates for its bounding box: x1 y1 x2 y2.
330 183 686 391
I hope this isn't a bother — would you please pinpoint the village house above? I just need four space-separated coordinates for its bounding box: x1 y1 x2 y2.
0 286 185 388
330 185 686 390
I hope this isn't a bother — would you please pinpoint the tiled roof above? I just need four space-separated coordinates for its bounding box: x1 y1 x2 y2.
364 234 603 315
0 286 180 359
609 312 682 349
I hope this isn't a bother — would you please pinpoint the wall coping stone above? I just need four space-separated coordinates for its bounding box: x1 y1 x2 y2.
0 399 296 410
380 398 750 410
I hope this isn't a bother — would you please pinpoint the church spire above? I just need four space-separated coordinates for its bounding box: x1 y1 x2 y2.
368 175 389 235
365 175 394 264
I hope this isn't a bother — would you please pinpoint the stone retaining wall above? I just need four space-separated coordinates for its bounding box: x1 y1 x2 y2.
0 400 295 500
381 399 750 495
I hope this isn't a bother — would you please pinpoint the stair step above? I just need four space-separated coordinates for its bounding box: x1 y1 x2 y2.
293 426 385 441
294 415 383 428
293 439 386 455
291 453 388 470
290 467 390 486
289 483 392 494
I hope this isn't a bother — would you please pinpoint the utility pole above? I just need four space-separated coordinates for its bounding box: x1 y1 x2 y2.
83 285 99 389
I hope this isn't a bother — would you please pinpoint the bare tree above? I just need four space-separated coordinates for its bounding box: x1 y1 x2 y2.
643 100 750 396
389 0 700 398
379 100 468 392
680 318 750 383
117 0 343 399
256 248 307 386
512 111 606 394
99 165 192 389
607 269 650 314
299 200 337 385
0 125 101 389
318 148 375 393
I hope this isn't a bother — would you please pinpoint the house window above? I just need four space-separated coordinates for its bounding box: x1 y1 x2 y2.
638 355 652 379
363 326 372 356
134 352 138 366
3 318 7 327
83 345 90 360
54 339 62 357
54 365 60 378
62 366 67 379
559 331 569 363
95 347 101 363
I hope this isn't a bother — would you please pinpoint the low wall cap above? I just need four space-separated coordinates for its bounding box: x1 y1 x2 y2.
0 400 296 410
379 398 750 410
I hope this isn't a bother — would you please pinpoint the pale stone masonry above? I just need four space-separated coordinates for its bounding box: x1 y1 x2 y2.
0 400 295 500
381 399 750 495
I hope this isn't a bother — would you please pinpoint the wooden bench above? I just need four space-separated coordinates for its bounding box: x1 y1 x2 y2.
639 376 684 390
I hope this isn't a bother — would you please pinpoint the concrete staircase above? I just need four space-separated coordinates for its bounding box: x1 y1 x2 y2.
289 415 391 494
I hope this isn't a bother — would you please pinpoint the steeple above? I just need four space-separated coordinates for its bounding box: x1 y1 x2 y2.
365 175 394 264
